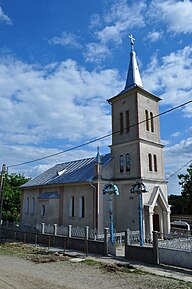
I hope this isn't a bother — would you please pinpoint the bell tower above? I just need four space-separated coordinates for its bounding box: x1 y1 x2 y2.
108 35 164 182
107 35 170 236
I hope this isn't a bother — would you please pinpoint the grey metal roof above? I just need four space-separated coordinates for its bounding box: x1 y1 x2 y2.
21 153 112 188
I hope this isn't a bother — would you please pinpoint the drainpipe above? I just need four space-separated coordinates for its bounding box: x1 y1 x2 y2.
89 180 97 232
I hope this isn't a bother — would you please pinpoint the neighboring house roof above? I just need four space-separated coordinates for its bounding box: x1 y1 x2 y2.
21 153 112 188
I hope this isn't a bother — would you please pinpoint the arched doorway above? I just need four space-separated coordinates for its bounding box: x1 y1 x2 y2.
153 214 160 232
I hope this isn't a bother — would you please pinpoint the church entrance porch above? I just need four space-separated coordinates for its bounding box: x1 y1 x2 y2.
144 186 171 240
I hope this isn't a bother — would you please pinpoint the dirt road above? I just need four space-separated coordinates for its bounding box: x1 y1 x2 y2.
0 254 191 289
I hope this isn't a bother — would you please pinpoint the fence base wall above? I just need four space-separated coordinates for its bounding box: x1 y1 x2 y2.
159 248 192 269
2 229 105 256
125 245 155 264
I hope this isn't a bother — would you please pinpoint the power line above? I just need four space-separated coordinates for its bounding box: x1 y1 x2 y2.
165 159 192 181
8 99 192 169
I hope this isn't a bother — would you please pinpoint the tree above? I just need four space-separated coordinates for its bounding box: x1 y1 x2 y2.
178 163 192 215
1 173 30 222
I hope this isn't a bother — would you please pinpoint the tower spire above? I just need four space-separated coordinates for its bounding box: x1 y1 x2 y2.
125 34 143 90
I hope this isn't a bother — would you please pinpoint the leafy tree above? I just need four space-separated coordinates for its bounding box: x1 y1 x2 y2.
178 163 192 215
1 173 30 222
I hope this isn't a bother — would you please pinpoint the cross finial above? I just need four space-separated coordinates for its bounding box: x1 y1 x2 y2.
129 34 135 51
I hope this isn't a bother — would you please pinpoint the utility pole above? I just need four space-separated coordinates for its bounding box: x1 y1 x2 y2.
0 164 7 223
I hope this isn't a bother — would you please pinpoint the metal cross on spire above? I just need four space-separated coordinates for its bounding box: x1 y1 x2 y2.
129 34 135 51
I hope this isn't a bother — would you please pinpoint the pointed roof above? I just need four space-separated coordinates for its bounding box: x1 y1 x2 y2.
125 34 143 90
95 146 102 164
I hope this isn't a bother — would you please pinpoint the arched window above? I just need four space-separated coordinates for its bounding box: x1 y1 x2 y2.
41 205 45 217
32 197 35 215
153 154 157 172
119 155 124 172
126 110 130 132
150 112 154 132
120 112 124 134
70 196 75 217
145 110 149 131
80 196 85 218
26 197 29 213
126 153 131 172
148 154 152 171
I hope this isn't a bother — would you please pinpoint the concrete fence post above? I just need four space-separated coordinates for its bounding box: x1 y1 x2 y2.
125 229 130 258
153 231 159 265
67 225 72 248
104 228 109 256
53 224 57 236
84 226 89 257
41 223 45 234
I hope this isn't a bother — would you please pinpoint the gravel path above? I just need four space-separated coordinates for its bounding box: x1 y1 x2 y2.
0 254 191 289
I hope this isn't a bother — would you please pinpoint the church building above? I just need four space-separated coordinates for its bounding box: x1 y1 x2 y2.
21 36 171 239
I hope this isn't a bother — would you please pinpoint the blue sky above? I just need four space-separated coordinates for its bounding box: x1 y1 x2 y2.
0 0 192 195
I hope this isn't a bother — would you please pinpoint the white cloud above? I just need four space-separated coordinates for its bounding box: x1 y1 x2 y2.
149 0 192 34
142 45 192 113
95 0 146 45
170 131 180 138
0 57 123 170
49 32 82 48
146 31 163 42
164 137 192 194
0 6 12 24
84 42 111 63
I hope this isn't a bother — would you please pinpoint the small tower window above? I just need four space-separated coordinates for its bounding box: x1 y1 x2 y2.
32 197 35 215
148 153 152 171
26 197 29 214
150 112 154 132
41 205 45 217
70 196 75 217
120 112 124 134
80 196 85 218
153 154 157 172
120 155 124 172
126 110 130 132
126 153 131 172
145 110 149 131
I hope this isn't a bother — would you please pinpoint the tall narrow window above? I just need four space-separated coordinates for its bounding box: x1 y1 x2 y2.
80 196 85 218
32 197 35 214
41 205 45 217
145 110 149 131
120 155 124 172
120 112 124 134
70 196 75 217
26 197 29 213
153 154 157 172
126 153 131 172
126 110 130 132
150 112 154 132
148 153 152 171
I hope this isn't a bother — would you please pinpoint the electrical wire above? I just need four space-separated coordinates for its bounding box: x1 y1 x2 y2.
7 99 192 169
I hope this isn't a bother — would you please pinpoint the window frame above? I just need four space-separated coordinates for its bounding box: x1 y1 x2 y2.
148 153 153 171
126 153 131 172
153 154 157 172
80 196 85 218
126 110 130 132
70 196 75 217
145 110 149 131
150 112 154 132
120 112 124 134
119 155 124 173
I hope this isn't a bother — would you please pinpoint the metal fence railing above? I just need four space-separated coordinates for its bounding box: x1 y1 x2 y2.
158 232 192 252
